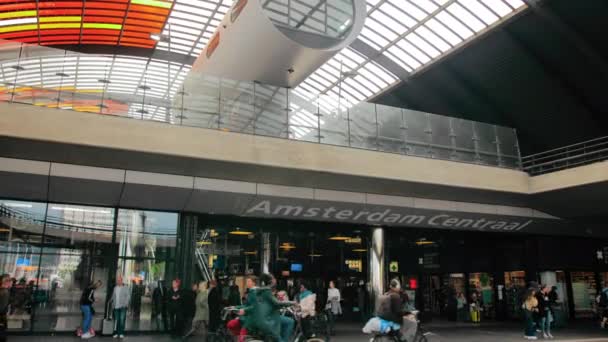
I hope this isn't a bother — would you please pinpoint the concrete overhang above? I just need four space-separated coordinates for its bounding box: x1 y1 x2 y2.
0 102 607 225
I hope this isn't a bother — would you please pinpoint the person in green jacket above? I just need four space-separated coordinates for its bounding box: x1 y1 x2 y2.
239 273 294 342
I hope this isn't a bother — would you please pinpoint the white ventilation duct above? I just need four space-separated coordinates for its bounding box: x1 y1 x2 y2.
192 0 366 87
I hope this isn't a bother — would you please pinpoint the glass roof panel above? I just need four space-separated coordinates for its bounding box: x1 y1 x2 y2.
446 3 486 32
480 0 512 16
460 0 499 26
425 18 461 46
435 10 474 39
415 25 450 52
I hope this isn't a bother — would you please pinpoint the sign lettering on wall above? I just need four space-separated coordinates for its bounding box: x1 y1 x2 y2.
245 200 534 233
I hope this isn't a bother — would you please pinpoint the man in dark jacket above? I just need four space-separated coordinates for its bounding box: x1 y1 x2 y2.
181 282 198 338
207 280 222 333
167 278 183 337
152 280 168 332
377 279 417 342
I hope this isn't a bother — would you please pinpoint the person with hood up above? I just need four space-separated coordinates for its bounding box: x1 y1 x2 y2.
239 273 294 342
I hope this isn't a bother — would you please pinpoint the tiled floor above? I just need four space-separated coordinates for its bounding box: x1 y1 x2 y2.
8 321 608 342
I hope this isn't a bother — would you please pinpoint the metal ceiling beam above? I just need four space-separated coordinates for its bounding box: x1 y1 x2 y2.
523 0 608 80
349 38 410 81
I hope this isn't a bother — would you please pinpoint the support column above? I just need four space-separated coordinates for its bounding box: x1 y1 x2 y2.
261 232 271 275
369 227 385 314
177 214 197 286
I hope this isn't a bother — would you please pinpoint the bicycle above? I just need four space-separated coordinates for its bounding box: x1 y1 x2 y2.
289 306 330 342
209 306 240 342
370 311 429 342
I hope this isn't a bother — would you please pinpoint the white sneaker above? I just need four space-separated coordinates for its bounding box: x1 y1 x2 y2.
119 335 124 338
529 337 538 340
113 335 118 338
81 332 92 339
543 333 548 339
548 333 554 339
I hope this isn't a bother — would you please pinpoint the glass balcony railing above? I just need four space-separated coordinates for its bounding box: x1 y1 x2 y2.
0 40 522 169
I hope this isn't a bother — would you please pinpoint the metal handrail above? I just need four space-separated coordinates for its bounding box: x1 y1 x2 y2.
1 75 522 170
522 136 608 175
522 136 608 160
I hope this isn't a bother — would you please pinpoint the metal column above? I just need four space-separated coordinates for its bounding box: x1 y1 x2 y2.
369 227 385 313
261 232 271 275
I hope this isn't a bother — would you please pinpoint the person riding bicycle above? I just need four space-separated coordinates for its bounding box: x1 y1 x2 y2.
239 273 294 342
375 279 418 342
297 282 317 339
227 275 258 339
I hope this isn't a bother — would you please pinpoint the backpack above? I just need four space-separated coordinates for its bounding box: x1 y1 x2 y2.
375 292 393 317
599 291 608 307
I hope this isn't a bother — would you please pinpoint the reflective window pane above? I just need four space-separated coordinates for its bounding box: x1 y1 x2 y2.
117 210 178 259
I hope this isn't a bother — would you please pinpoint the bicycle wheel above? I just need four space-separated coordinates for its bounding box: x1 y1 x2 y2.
413 331 428 342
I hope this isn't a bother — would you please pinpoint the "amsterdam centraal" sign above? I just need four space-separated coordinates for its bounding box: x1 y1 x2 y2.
245 199 536 233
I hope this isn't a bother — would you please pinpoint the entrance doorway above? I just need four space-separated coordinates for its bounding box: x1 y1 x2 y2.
195 218 371 320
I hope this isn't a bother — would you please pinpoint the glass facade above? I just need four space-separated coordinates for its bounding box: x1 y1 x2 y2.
0 199 179 333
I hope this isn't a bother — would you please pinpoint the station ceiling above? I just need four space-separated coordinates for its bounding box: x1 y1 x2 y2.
374 0 608 155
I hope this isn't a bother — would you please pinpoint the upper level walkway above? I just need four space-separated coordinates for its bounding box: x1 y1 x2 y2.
1 101 607 237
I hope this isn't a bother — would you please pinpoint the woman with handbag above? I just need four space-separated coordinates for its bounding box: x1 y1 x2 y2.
326 280 342 335
80 280 102 339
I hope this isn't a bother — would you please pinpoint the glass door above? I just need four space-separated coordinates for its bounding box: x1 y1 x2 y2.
570 271 597 318
504 271 526 320
469 273 495 320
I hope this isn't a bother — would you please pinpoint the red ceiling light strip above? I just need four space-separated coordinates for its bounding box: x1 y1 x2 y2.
0 3 36 11
0 0 172 48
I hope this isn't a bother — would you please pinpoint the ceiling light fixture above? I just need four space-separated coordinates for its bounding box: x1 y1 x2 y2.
329 235 350 241
198 241 212 246
244 251 257 255
416 238 435 246
229 228 253 235
352 248 367 252
308 253 323 257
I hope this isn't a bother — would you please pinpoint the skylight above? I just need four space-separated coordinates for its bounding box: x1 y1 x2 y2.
296 0 527 104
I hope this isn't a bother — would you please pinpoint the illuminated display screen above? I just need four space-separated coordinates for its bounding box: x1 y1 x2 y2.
0 0 172 48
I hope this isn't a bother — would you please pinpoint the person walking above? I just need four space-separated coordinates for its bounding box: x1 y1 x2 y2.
152 280 168 332
326 280 342 335
0 274 12 342
470 292 481 323
80 280 102 339
208 280 222 334
111 275 131 339
167 278 183 338
456 292 467 322
185 281 209 339
182 282 198 338
523 288 539 340
536 285 553 339
598 285 608 329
